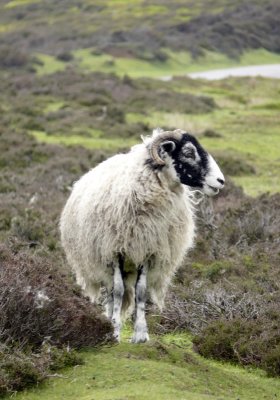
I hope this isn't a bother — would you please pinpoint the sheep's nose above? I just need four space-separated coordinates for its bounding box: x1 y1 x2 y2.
217 178 225 186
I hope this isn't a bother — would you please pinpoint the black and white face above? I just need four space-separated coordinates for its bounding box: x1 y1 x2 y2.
160 133 225 196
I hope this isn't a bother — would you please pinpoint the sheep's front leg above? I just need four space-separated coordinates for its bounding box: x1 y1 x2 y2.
131 264 149 343
112 257 124 342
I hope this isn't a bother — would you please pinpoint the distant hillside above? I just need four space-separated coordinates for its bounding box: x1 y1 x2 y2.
0 0 280 69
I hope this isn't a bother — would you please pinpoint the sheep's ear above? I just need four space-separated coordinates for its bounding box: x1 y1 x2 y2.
160 140 176 154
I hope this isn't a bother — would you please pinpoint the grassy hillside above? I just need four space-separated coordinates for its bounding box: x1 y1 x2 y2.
1 0 280 77
33 48 280 78
1 1 280 51
13 332 280 400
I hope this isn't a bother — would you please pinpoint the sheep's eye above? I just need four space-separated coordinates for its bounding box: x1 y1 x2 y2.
183 147 196 160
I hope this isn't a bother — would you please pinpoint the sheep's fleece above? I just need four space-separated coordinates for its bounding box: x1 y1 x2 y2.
60 129 223 318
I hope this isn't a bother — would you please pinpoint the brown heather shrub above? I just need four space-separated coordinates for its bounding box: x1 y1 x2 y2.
0 244 113 348
154 284 266 335
193 317 280 377
0 46 30 68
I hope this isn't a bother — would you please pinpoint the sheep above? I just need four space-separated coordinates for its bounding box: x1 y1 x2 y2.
60 128 225 343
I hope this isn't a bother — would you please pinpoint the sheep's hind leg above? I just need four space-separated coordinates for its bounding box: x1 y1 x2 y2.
111 255 125 342
105 290 114 319
131 264 149 343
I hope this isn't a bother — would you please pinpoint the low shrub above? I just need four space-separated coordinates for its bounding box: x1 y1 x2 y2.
10 209 45 243
193 318 280 376
263 345 280 377
155 286 264 335
0 209 12 231
56 52 74 62
0 343 83 397
193 319 258 362
0 46 29 68
0 344 45 396
106 105 125 123
202 129 222 138
0 244 113 349
0 177 15 194
0 241 113 395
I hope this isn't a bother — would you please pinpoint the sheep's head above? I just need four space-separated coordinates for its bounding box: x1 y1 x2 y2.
149 128 225 196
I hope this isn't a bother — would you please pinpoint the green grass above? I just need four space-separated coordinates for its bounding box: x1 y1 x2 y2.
34 54 66 75
121 4 169 17
43 101 66 114
106 0 143 5
70 48 280 79
0 23 16 33
4 0 41 8
29 130 136 150
34 48 280 78
13 332 280 400
74 48 179 78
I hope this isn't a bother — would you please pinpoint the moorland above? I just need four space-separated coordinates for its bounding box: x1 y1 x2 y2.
0 0 280 399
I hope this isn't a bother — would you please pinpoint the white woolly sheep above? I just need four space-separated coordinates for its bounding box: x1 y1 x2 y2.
60 128 224 343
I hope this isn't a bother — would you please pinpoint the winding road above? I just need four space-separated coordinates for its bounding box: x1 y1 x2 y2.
187 64 280 80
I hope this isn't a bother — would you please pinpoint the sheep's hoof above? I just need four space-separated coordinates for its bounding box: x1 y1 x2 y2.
130 332 150 344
